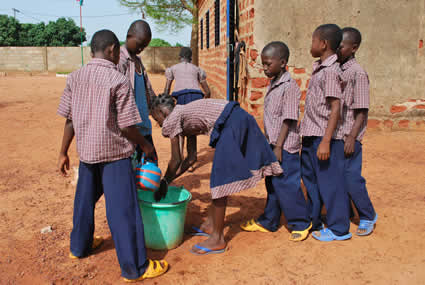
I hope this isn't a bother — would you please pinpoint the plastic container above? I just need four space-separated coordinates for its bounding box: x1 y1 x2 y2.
137 186 192 250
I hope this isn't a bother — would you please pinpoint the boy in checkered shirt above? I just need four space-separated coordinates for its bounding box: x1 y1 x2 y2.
57 29 168 282
337 27 377 236
240 42 311 242
300 24 352 242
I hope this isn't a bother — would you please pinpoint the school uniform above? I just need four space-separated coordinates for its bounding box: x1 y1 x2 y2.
165 62 207 105
118 46 158 164
299 54 350 236
161 99 283 199
256 72 310 232
57 58 149 280
336 58 376 221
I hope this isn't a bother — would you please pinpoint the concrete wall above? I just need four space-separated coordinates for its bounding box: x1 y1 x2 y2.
0 46 182 73
250 0 425 129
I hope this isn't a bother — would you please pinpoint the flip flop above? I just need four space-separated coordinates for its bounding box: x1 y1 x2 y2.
123 259 169 282
190 244 226 255
189 226 210 237
356 214 378 236
312 228 352 242
240 218 270 233
69 236 104 259
289 223 312 242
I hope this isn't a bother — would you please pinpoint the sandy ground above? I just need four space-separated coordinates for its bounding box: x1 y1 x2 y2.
0 73 424 285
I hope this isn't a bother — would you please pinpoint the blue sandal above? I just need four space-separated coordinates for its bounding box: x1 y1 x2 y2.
190 244 226 255
356 214 378 236
312 228 352 242
189 226 210 237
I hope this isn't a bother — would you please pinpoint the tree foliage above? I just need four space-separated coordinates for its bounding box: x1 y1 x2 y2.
149 38 171 47
0 15 86 47
118 0 199 64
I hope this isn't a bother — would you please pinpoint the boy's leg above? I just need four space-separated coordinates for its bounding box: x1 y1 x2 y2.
275 151 311 231
301 137 323 230
345 141 376 221
316 139 350 236
70 162 103 257
256 176 282 232
101 158 148 280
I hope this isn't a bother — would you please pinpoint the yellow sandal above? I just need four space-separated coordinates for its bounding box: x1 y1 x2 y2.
240 218 270 233
69 236 104 259
123 259 169 282
289 223 312 242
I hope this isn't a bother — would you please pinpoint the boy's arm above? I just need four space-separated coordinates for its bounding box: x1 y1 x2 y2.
200 81 211 98
344 109 368 156
317 98 340 160
58 119 74 176
120 126 155 159
273 120 291 162
164 79 173 95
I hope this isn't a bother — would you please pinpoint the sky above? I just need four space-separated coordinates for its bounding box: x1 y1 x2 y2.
0 0 192 45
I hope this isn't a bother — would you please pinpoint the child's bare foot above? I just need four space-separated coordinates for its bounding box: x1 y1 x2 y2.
190 236 227 255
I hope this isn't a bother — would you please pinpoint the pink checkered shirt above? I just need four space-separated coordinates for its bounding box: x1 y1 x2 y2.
300 54 344 139
165 62 207 92
57 58 142 164
118 46 156 103
162 99 227 139
335 58 370 141
263 72 301 153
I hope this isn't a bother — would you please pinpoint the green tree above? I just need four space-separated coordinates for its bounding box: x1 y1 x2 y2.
0 15 21 46
118 0 199 64
149 38 171 47
175 42 183 47
44 18 86 46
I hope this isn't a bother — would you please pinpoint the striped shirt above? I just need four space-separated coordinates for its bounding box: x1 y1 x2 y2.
162 99 227 139
57 58 141 163
263 72 301 153
300 54 344 138
165 62 207 92
336 58 370 141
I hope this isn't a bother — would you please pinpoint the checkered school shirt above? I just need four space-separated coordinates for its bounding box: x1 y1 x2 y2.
57 58 142 164
300 54 344 139
335 58 370 141
165 62 207 92
264 72 301 153
118 46 156 105
162 99 227 139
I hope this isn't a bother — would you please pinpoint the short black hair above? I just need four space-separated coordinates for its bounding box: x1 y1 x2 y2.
342 27 362 46
127 20 152 38
91 29 119 54
179 47 192 60
262 41 290 62
150 94 175 112
315 24 342 52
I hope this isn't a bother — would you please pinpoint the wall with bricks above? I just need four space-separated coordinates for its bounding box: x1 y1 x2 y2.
198 0 425 130
0 46 181 73
198 0 228 99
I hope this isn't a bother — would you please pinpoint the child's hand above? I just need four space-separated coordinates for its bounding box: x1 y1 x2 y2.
58 153 70 176
141 144 156 161
154 179 168 202
344 135 356 157
273 146 282 163
317 140 330 161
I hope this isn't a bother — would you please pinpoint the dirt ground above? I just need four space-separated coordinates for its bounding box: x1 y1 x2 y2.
0 73 424 285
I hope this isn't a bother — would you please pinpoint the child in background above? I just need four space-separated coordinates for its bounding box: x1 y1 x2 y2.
118 20 158 165
57 30 168 282
240 41 311 241
163 47 211 170
300 24 352 242
337 27 377 236
150 96 283 255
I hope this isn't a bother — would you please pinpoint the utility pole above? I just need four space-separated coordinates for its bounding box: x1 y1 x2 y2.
12 8 20 19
